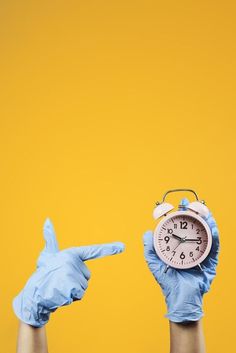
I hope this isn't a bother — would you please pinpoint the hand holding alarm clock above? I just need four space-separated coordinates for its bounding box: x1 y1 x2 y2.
153 189 212 271
143 189 220 323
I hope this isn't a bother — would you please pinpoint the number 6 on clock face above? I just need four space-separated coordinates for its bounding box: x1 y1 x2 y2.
153 211 212 269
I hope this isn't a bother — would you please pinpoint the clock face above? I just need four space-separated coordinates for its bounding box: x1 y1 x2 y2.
153 211 212 269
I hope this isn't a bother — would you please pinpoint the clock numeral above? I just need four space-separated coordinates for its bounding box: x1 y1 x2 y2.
174 224 177 229
191 224 194 229
196 237 202 244
166 246 170 251
189 251 194 257
196 246 200 251
180 252 185 259
164 236 170 243
180 221 188 229
172 250 176 256
167 229 173 234
196 229 200 234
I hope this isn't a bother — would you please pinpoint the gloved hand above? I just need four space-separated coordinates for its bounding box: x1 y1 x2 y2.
143 198 220 323
13 218 125 328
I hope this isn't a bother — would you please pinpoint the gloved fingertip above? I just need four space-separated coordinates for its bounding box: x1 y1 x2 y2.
111 241 125 253
42 218 59 253
211 226 219 237
44 218 54 231
143 230 153 244
179 198 189 206
207 216 216 227
205 211 213 220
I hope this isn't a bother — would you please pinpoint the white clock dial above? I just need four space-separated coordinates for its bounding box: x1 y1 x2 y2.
153 211 212 269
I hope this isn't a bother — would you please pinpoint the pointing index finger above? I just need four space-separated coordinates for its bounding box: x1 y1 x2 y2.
75 242 125 261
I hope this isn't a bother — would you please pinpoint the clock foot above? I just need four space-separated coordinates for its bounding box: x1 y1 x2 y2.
198 264 203 271
164 265 170 273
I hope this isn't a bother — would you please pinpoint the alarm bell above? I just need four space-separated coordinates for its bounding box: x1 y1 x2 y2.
187 201 210 218
153 202 174 219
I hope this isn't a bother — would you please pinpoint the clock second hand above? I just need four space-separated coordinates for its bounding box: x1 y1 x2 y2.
163 236 186 274
172 236 187 251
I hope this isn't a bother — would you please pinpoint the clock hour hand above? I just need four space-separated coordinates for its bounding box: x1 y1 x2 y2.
172 233 184 241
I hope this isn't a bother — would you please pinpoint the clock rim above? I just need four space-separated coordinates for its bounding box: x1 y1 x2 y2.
153 210 212 270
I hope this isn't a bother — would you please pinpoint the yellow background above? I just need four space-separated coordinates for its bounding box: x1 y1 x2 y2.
0 1 235 352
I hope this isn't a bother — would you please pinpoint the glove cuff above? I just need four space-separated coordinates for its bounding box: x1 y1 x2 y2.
12 291 50 328
165 289 203 323
165 308 203 323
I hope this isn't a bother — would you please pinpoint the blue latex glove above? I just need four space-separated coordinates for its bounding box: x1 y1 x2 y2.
143 198 220 323
13 219 125 328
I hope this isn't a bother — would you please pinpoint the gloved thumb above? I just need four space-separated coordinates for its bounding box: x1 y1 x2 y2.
42 218 59 254
143 230 159 265
74 242 125 261
143 230 164 281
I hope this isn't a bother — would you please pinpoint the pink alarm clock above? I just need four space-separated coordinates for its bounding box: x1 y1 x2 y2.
153 189 212 270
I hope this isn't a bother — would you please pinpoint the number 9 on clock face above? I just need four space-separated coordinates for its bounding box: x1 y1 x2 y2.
153 211 212 269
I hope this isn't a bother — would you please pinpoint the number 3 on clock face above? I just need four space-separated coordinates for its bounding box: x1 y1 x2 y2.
153 211 212 269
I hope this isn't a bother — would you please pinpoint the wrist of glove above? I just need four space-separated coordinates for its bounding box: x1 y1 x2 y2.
164 273 203 323
13 219 124 328
13 284 52 328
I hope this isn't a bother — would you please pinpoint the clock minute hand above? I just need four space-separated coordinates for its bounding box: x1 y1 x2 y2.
185 238 199 242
